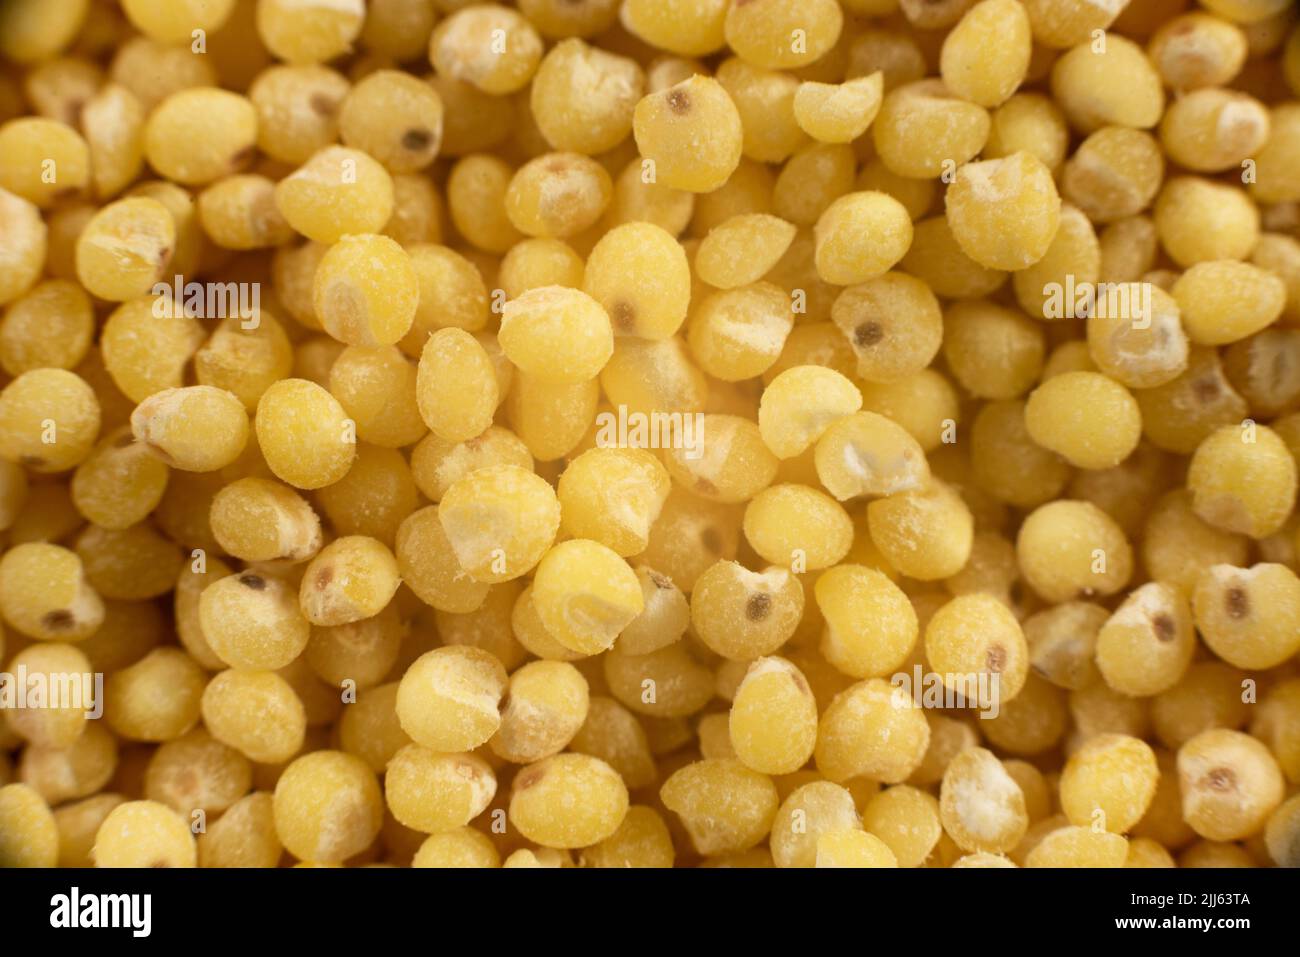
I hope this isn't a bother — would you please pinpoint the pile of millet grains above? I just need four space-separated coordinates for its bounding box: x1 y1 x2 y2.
1 0 1300 869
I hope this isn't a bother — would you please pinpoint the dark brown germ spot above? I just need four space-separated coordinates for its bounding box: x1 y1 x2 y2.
611 300 636 332
229 145 256 169
402 127 433 152
1191 376 1220 402
309 93 338 116
854 322 883 347
666 89 691 115
155 246 172 267
53 186 80 200
239 573 266 590
695 477 718 495
1225 586 1249 620
700 527 721 554
649 570 674 590
746 592 772 621
1203 767 1237 792
151 860 171 868
985 645 1007 674
316 566 334 588
19 455 43 467
1152 614 1176 642
41 609 75 630
114 432 135 448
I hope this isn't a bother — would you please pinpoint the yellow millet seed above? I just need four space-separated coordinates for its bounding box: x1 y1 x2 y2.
867 479 974 581
617 566 691 657
1025 825 1128 868
862 785 942 868
814 191 912 286
395 646 507 753
690 560 803 661
945 152 1061 271
1060 733 1158 833
728 657 817 775
92 800 196 868
873 80 990 179
939 748 1028 854
582 222 690 340
338 70 444 174
558 447 670 556
1178 729 1284 841
298 536 400 628
1192 563 1300 670
1024 371 1141 470
274 146 395 244
579 804 675 869
499 285 613 385
0 542 103 641
438 464 560 583
429 4 543 96
743 483 853 571
0 117 90 208
272 751 383 864
411 827 500 868
532 539 643 655
384 745 496 834
939 0 1031 108
511 753 629 849
103 647 207 743
688 282 794 382
815 679 930 784
416 328 499 443
312 233 418 348
769 780 859 869
254 378 356 490
489 661 589 764
1095 582 1197 697
661 758 777 857
0 279 94 376
198 571 311 671
1186 425 1296 539
633 76 743 193
130 385 249 473
209 477 321 564
530 38 644 155
925 593 1029 707
832 272 943 384
505 152 612 239
759 365 862 460
793 74 883 145
1016 500 1133 602
815 564 917 679
695 213 797 290
75 197 175 302
814 411 929 501
3 643 95 748
201 669 306 765
1172 260 1286 346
